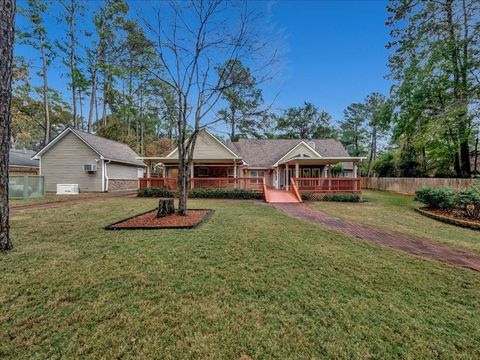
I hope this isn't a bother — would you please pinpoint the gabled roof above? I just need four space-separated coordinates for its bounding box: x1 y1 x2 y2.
226 138 351 168
163 128 241 160
33 127 146 167
10 149 39 168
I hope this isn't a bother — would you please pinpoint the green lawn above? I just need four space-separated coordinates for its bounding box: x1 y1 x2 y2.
9 192 127 207
2 197 480 359
310 190 480 254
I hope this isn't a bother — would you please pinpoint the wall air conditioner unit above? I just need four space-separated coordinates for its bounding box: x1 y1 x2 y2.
83 163 97 173
57 184 79 195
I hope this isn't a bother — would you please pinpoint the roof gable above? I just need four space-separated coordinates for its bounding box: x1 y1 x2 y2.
166 129 241 160
226 138 351 168
33 128 146 167
274 141 322 165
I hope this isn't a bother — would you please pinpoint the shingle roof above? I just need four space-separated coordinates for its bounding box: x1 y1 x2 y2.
70 129 146 167
226 139 352 169
10 149 39 168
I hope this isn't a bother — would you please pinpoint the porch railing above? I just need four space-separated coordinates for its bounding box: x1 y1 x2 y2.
139 177 264 192
293 177 361 193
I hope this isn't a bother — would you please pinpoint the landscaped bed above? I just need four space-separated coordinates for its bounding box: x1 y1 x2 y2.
106 209 212 230
416 207 480 230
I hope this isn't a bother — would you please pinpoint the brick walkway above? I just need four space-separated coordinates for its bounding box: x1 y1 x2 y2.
272 203 480 272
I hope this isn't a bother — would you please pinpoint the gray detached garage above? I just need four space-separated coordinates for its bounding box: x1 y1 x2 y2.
32 127 146 193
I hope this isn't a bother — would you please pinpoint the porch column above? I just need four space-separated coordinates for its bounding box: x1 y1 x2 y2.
286 164 289 191
233 160 237 188
146 163 151 177
353 161 358 191
275 167 280 189
190 162 194 190
295 161 300 179
327 164 332 191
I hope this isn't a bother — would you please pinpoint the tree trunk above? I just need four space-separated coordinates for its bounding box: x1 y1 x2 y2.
366 125 376 177
39 33 50 145
70 7 77 128
87 63 98 133
156 198 175 218
78 87 83 130
0 0 15 251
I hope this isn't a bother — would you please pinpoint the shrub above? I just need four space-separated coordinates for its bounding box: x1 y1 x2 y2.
415 187 456 210
189 188 263 199
301 192 361 202
322 193 361 202
138 187 174 198
455 188 480 219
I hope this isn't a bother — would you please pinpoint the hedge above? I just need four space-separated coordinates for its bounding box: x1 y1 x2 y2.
189 188 263 199
415 186 480 220
138 187 174 198
301 192 361 202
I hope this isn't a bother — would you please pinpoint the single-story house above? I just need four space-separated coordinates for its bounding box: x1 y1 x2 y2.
32 127 146 192
9 149 39 175
139 129 364 195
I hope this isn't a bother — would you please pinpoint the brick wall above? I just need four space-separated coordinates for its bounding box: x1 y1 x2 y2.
108 179 139 191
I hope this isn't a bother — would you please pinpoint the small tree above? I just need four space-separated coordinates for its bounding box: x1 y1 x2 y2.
142 0 276 215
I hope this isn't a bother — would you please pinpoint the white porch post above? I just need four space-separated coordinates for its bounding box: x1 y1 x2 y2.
327 164 332 191
233 160 237 188
295 161 300 179
146 163 151 177
286 163 289 191
275 167 280 189
353 161 358 191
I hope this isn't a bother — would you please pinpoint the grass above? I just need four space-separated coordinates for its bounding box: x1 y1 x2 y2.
310 190 480 254
1 197 480 358
9 191 128 207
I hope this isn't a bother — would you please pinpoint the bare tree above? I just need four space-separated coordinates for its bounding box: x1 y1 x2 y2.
0 0 16 251
142 0 276 215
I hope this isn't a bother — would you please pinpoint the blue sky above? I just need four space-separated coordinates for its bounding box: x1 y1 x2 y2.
15 0 392 129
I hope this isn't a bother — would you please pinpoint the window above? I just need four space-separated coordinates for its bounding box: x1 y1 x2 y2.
249 170 264 184
302 168 311 178
228 168 235 177
198 167 209 177
311 168 320 178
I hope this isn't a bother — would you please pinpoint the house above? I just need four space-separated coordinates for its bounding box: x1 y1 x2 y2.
139 129 364 197
9 149 39 175
32 127 146 192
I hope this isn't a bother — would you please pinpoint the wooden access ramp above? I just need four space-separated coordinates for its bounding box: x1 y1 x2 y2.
263 187 302 203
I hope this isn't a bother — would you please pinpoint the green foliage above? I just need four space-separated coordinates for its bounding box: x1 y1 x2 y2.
455 188 480 219
339 103 368 156
415 187 457 210
301 192 360 202
322 193 361 202
331 164 343 177
216 60 266 141
138 187 174 198
189 188 263 199
274 102 337 139
373 151 397 177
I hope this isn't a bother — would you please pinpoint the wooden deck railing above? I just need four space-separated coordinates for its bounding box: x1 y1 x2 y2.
139 177 264 192
290 178 303 202
293 177 361 193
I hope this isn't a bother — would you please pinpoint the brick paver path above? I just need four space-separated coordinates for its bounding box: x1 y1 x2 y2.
272 203 480 272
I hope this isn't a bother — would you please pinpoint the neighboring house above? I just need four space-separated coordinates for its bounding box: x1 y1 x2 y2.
140 129 363 192
9 149 39 175
32 127 146 192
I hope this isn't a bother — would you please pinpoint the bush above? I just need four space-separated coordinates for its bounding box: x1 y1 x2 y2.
415 187 456 210
138 187 174 198
301 192 361 202
189 188 263 199
455 188 480 219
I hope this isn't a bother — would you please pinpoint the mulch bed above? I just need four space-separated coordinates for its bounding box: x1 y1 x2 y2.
416 207 480 230
106 209 213 230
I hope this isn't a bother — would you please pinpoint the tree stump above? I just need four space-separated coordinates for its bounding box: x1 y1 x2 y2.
157 198 175 218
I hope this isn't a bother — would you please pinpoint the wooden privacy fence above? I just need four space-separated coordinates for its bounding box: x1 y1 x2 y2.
361 177 473 194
